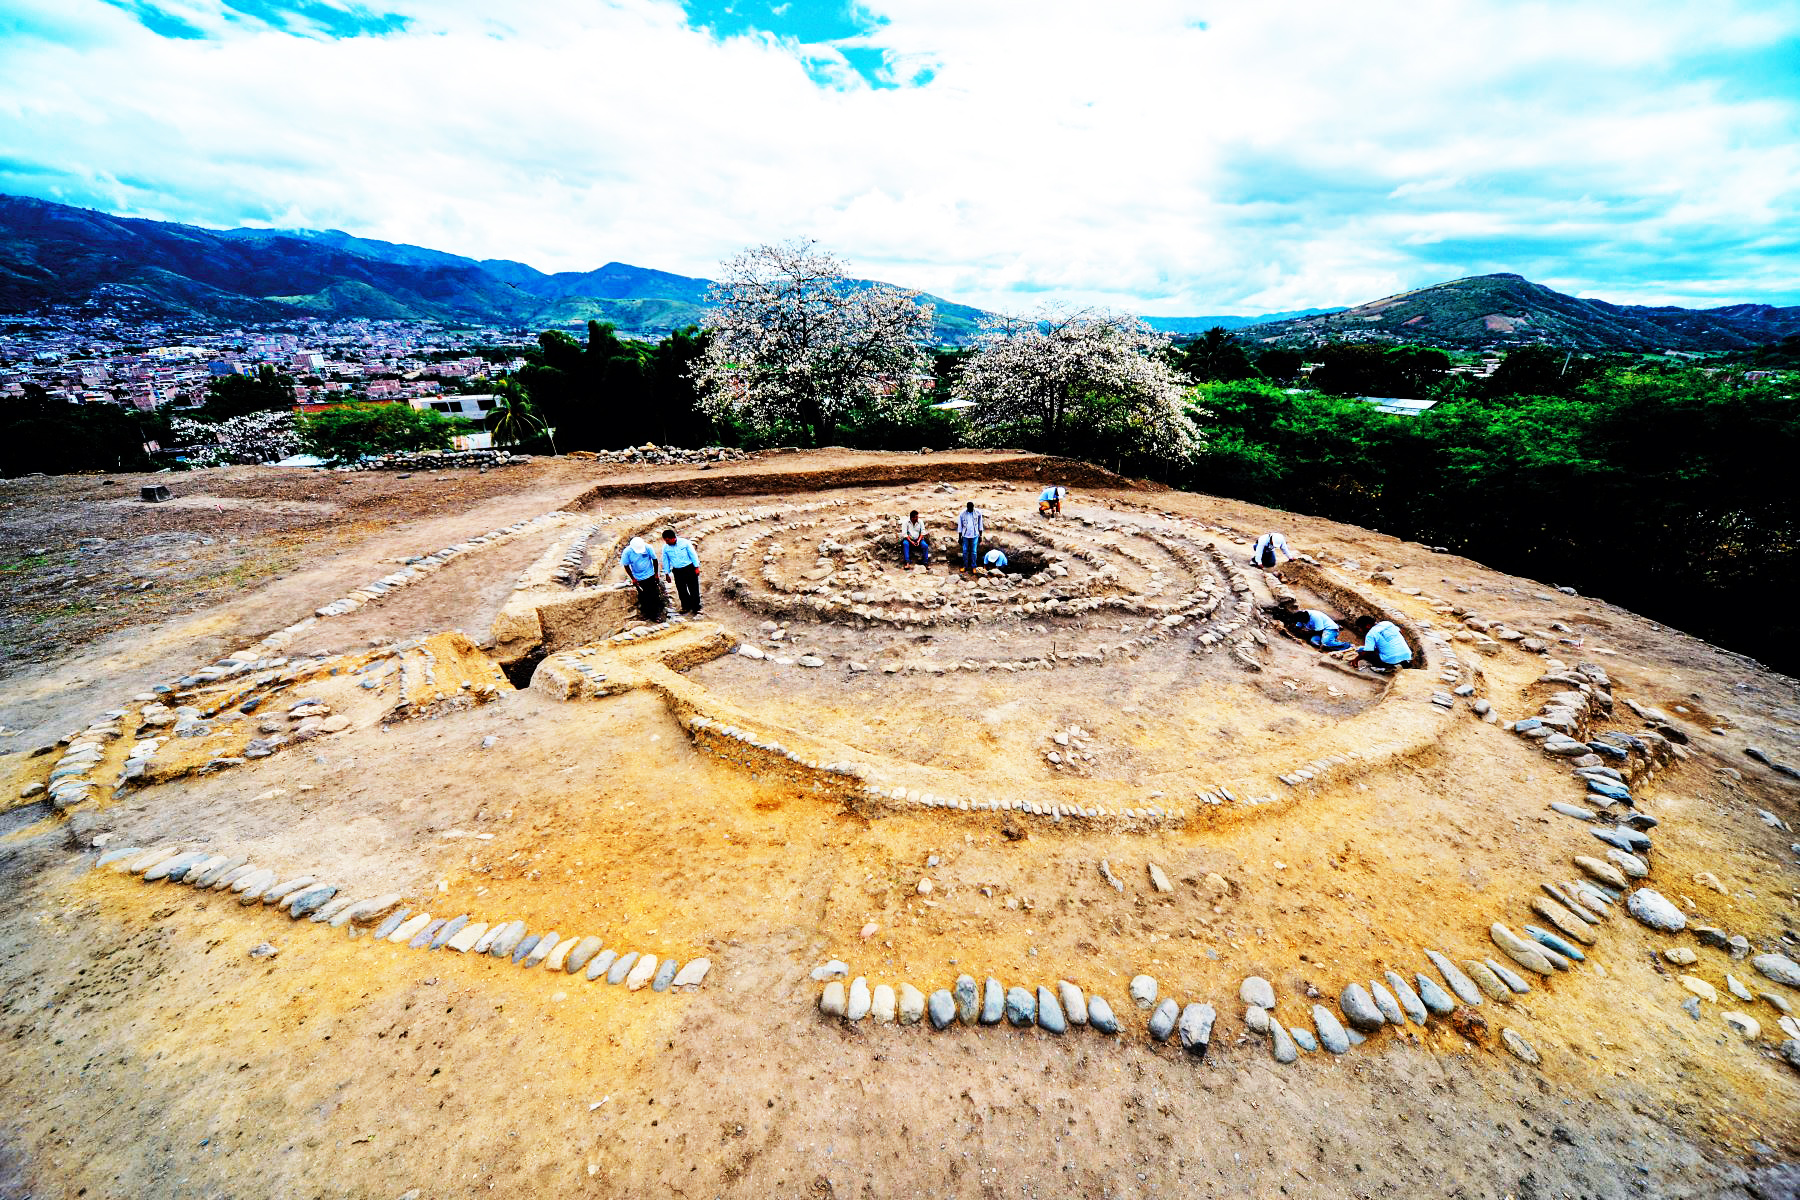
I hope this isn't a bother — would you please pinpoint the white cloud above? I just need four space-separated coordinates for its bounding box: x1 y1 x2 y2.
1 0 1797 312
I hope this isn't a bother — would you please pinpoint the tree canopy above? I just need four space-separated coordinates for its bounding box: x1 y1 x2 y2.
298 404 472 466
695 239 935 447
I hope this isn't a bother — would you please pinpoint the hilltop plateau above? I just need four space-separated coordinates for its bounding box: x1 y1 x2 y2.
1 450 1797 1198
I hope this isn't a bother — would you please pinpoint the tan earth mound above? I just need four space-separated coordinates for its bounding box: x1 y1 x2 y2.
1 448 1797 1199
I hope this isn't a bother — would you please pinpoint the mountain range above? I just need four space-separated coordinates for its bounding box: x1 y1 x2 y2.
1236 273 1800 351
2 194 1797 352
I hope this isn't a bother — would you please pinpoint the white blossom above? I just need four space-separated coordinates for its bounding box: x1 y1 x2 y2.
171 410 301 467
954 305 1203 460
696 239 936 446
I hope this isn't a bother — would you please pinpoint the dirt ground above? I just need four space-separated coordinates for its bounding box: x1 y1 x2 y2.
2 450 1798 1200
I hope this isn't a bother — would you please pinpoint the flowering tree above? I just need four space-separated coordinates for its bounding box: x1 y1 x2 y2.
954 306 1204 463
696 239 935 447
171 410 301 467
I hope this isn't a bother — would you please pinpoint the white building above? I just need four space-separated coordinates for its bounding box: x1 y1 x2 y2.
410 392 496 450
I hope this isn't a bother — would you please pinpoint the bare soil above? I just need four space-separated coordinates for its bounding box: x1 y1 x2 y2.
1 450 1798 1200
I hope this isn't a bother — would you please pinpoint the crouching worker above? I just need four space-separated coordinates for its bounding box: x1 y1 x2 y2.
983 547 1009 571
1343 614 1412 671
900 510 931 567
1038 485 1066 517
621 536 666 622
1292 606 1352 650
1252 530 1293 569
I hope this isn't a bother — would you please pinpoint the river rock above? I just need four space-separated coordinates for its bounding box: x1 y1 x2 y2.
871 983 896 1022
1484 959 1532 993
1723 1011 1761 1039
524 933 562 969
606 950 638 984
954 974 978 1023
1005 986 1037 1027
1369 981 1405 1025
287 885 338 919
1682 975 1718 1002
429 915 468 949
446 922 489 953
1088 995 1120 1034
387 913 431 943
1270 1018 1298 1063
371 910 410 940
408 918 447 950
1575 856 1629 890
1058 981 1087 1026
671 958 710 988
1340 983 1384 1031
1426 951 1484 1006
1491 924 1555 975
847 977 871 1021
487 921 526 958
1463 960 1511 1001
585 949 618 981
1130 974 1158 1009
1037 986 1067 1034
1525 925 1585 963
651 959 679 991
625 953 658 990
1531 897 1597 944
1291 1026 1319 1052
811 960 849 981
1178 1003 1215 1057
1607 849 1649 879
565 936 603 973
981 977 1004 1024
1240 975 1275 1009
1753 954 1800 988
1415 973 1456 1015
1627 888 1686 933
1501 1029 1541 1065
820 981 847 1017
1312 1005 1350 1054
1384 972 1428 1024
898 983 926 1024
1148 997 1179 1041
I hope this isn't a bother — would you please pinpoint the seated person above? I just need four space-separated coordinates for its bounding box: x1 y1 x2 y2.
900 510 931 567
1292 607 1352 650
983 547 1009 570
1038 485 1066 517
1343 615 1413 670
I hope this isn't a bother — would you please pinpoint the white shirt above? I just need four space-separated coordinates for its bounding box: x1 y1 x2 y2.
1252 532 1291 562
901 518 926 541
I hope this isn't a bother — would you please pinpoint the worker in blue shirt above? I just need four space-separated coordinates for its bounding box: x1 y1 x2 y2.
659 527 702 615
1344 615 1412 670
1038 485 1066 517
957 502 984 571
983 548 1009 571
621 536 666 621
1289 606 1351 650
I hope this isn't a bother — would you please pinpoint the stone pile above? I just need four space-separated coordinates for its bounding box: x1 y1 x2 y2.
570 445 749 465
346 449 525 472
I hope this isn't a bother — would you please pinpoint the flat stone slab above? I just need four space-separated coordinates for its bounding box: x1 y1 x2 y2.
1626 888 1685 933
446 922 489 953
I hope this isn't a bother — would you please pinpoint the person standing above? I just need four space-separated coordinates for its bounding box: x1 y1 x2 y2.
900 510 931 567
659 526 702 615
1252 531 1293 569
957 501 984 571
621 536 666 622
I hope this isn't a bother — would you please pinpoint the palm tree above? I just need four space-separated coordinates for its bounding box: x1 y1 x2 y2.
487 380 555 454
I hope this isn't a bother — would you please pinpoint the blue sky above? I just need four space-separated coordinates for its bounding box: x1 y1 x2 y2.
1 0 1797 313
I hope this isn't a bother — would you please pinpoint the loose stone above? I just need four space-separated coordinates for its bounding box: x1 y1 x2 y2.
811 960 849 981
287 885 338 919
1501 1029 1541 1065
511 934 541 964
1130 974 1158 1010
1312 1004 1350 1054
446 922 488 953
1753 954 1800 988
409 918 447 950
1340 983 1384 1031
388 913 432 943
1290 1026 1319 1053
1723 1011 1761 1039
1682 975 1718 1003
585 950 618 982
651 959 678 991
671 958 710 988
1626 888 1686 933
847 977 871 1021
545 936 579 972
871 983 896 1022
1148 997 1179 1041
1245 1005 1270 1033
899 983 926 1025
1369 981 1405 1026
1006 986 1038 1027
1178 1003 1216 1057
1038 986 1068 1035
1574 856 1629 890
428 914 468 949
1485 959 1532 993
1524 925 1585 963
372 909 411 940
1531 897 1598 944
523 933 563 969
487 922 526 958
1088 995 1120 1034
1240 976 1275 1009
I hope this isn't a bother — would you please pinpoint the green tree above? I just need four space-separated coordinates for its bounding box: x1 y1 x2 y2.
485 379 550 451
1174 327 1260 382
298 404 473 466
200 366 296 419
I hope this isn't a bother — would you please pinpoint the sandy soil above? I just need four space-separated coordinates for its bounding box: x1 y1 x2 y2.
1 450 1798 1200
